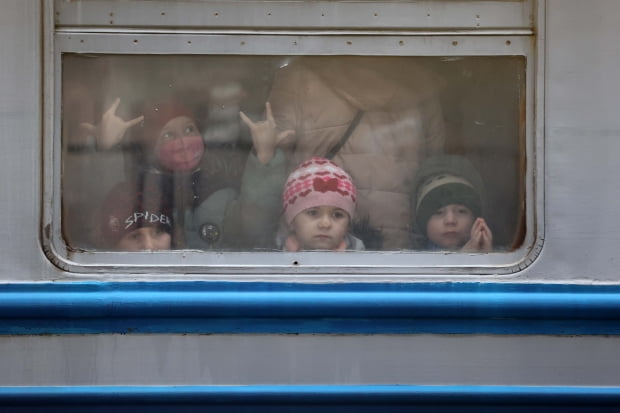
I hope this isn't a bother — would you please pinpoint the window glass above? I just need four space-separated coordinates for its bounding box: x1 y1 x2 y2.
61 54 525 254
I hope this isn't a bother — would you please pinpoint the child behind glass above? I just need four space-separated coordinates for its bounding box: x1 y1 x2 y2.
281 157 364 251
412 155 493 252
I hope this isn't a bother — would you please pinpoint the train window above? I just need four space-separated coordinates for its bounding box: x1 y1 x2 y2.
47 0 539 276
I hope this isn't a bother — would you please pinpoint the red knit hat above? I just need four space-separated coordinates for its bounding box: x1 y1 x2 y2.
141 100 196 145
100 182 173 248
282 157 357 225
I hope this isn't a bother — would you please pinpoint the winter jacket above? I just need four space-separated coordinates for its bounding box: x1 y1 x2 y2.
185 149 288 250
268 57 446 249
131 144 245 248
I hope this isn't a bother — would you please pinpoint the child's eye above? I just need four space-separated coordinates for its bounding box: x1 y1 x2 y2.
332 210 346 219
305 208 319 217
433 208 445 216
184 125 196 134
457 207 470 215
161 131 175 140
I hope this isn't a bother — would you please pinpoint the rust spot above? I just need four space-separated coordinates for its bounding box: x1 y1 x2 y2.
161 12 166 16
346 41 352 45
399 40 404 46
214 12 219 16
506 40 512 46
452 41 458 46
133 39 138 44
240 41 245 45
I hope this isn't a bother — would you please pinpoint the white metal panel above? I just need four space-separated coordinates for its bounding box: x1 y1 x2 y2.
1 334 619 385
2 0 620 283
523 0 620 282
54 0 535 30
0 0 52 281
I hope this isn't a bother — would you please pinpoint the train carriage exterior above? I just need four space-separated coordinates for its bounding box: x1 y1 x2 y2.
2 0 620 410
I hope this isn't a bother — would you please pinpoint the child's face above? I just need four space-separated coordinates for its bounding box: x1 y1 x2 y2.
426 204 475 250
154 116 204 172
291 206 350 250
116 226 171 251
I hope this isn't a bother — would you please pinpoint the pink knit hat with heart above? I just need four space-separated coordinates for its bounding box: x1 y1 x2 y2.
282 157 357 224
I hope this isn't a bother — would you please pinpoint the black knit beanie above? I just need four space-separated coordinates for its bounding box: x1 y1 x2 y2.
412 155 486 237
415 175 482 236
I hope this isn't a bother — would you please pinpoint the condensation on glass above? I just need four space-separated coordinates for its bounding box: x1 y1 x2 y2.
61 54 526 254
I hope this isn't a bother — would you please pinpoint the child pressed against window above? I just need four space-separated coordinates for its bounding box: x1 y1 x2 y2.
84 99 293 250
281 157 364 251
99 182 173 251
412 155 493 252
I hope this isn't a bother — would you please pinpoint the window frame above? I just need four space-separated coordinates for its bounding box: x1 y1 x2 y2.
43 0 543 278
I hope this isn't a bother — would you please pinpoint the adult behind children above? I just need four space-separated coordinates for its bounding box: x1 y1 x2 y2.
411 155 493 252
268 56 446 249
99 182 173 251
280 157 364 251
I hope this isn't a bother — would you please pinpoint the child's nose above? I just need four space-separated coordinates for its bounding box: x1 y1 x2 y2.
444 211 457 224
142 235 156 250
318 214 331 228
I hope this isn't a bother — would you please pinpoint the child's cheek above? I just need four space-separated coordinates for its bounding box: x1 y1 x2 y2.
157 135 204 171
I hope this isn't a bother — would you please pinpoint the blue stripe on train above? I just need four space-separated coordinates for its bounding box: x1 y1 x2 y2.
1 282 620 334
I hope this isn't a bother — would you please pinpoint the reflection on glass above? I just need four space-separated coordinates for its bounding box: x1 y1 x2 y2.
61 54 525 253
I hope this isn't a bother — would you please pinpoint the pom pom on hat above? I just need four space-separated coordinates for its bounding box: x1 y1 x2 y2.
282 157 357 225
100 182 173 248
